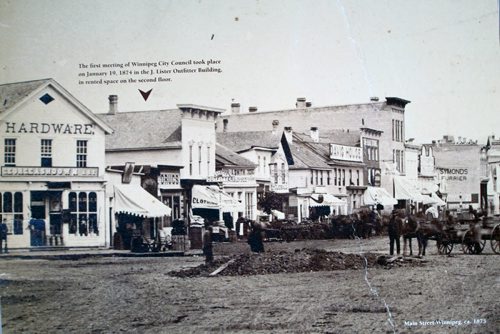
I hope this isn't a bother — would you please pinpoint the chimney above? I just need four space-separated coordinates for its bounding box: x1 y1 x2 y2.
249 106 258 113
306 102 312 107
370 96 379 102
231 102 240 114
284 126 293 144
108 95 118 114
296 97 306 108
310 127 319 142
272 120 279 134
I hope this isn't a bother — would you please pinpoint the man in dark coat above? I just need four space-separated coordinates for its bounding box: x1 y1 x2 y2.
247 224 265 253
202 226 214 264
388 210 402 255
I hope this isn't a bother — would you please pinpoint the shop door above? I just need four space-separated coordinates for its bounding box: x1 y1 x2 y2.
48 193 62 237
30 191 47 246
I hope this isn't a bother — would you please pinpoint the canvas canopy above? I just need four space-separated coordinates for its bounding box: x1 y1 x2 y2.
394 176 425 202
430 192 446 206
114 184 171 218
309 193 345 207
363 186 398 206
271 209 285 219
192 185 244 212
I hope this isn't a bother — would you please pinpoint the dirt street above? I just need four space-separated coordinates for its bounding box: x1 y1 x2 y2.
0 236 498 333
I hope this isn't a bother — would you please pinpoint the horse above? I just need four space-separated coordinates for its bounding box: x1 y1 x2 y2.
398 211 445 257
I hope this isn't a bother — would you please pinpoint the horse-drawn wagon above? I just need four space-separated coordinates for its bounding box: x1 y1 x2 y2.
437 214 500 255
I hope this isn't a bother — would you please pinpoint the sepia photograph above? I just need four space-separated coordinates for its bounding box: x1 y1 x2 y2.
0 0 499 333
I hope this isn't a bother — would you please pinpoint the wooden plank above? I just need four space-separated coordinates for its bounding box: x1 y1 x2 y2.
209 259 236 276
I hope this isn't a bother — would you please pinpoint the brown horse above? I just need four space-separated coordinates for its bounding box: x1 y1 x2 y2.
398 211 445 257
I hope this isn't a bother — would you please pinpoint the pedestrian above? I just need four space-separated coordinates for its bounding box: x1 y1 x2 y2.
247 223 265 253
202 226 214 264
388 210 401 256
236 214 246 239
0 219 8 253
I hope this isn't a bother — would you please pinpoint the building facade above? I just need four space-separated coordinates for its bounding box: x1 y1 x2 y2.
431 136 486 212
0 79 113 248
217 96 410 197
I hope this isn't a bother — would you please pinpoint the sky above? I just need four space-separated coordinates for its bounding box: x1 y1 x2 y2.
1 0 499 144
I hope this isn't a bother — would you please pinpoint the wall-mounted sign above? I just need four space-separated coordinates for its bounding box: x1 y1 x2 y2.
207 170 256 184
330 144 362 162
271 183 289 193
158 171 181 189
1 166 98 177
4 122 95 135
437 168 468 182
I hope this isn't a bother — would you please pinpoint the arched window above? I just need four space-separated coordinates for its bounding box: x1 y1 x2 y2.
69 192 98 236
69 192 77 212
78 192 87 212
1 192 23 235
3 192 12 212
14 192 23 212
89 192 97 212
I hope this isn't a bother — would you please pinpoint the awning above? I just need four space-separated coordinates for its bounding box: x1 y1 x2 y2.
192 185 244 212
309 193 346 207
426 192 446 206
114 184 171 218
363 186 398 206
394 176 425 202
271 209 285 219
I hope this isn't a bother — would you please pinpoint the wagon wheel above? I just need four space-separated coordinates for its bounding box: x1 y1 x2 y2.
462 230 486 255
491 224 500 254
437 240 453 255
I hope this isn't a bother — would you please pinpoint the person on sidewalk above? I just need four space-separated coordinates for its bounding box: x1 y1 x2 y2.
202 226 214 264
0 219 8 253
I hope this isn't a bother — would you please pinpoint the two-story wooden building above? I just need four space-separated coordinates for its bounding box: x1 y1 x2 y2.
0 79 113 248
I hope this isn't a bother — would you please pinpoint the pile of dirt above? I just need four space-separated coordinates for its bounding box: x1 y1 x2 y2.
169 249 382 278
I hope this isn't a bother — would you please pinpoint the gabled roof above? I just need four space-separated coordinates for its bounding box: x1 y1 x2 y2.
288 139 332 169
216 131 281 152
283 132 365 170
0 79 49 112
0 78 113 134
98 109 182 150
215 143 256 168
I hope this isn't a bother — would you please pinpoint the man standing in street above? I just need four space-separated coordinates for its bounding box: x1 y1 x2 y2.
0 219 8 253
202 226 214 264
388 210 401 256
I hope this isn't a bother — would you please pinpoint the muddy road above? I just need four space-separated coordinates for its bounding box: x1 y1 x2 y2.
0 237 498 333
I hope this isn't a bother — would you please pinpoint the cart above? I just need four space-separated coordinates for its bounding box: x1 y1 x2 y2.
437 216 500 255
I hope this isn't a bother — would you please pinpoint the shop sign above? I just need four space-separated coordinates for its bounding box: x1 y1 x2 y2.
271 183 289 193
207 171 255 184
330 144 362 162
1 166 98 177
4 122 95 135
437 168 468 182
158 171 180 189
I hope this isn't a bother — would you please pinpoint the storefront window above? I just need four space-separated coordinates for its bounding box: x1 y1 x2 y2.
69 191 98 236
0 191 23 235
